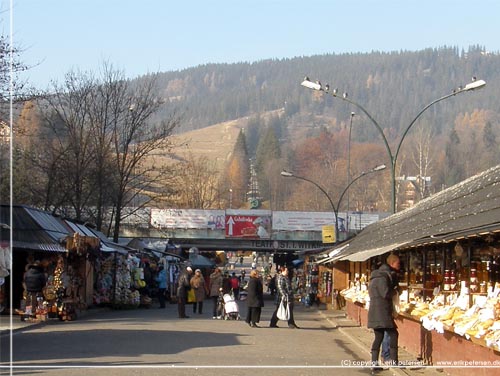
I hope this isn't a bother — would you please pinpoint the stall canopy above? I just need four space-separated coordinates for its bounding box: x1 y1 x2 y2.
317 243 350 264
0 205 69 253
324 164 500 262
189 253 215 269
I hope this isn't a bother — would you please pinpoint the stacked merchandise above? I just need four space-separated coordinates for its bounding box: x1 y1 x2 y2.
93 255 115 305
412 284 500 350
115 255 138 307
94 253 138 307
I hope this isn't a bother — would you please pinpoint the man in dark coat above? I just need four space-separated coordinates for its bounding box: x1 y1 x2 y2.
367 254 400 370
177 266 193 318
23 261 46 314
245 269 264 327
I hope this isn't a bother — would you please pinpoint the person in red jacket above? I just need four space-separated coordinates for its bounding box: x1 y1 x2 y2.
230 272 240 300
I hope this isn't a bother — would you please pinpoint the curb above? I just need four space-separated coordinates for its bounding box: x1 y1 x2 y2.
318 310 414 376
0 307 111 337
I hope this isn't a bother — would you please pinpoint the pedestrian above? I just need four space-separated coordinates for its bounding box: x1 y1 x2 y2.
367 253 401 371
222 272 231 294
269 266 299 329
155 265 167 308
23 261 46 316
208 267 223 319
245 269 264 327
190 269 207 314
268 273 277 296
177 266 193 318
230 272 240 300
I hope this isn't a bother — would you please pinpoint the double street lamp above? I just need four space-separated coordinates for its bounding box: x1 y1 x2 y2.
301 77 486 213
281 164 386 243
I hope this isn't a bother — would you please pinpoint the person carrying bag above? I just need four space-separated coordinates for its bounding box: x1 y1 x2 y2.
269 266 299 329
277 295 289 321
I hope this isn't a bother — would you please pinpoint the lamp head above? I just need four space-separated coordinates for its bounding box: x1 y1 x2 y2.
280 171 294 177
464 79 486 91
301 78 322 91
373 164 387 171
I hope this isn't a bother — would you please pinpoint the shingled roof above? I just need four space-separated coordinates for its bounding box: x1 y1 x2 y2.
332 164 500 262
0 205 69 252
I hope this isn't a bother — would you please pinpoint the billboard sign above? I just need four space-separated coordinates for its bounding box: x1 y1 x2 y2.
225 209 272 239
151 209 225 230
272 211 337 231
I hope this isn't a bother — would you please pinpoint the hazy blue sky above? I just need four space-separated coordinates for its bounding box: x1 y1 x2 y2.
6 0 500 89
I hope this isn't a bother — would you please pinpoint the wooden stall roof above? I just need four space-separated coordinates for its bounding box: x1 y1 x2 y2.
329 164 500 262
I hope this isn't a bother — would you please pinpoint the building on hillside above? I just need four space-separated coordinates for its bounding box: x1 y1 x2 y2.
397 175 432 210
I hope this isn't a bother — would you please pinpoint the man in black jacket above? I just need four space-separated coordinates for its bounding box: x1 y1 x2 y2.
367 254 400 371
23 261 46 315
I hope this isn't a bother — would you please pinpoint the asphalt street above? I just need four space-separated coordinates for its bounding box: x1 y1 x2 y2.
0 294 386 376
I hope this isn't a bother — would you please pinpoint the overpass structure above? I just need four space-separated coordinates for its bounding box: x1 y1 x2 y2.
119 208 386 253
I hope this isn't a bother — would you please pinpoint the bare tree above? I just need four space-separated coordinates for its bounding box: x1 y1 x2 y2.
106 72 179 241
0 32 29 203
28 64 179 241
410 125 435 199
38 70 98 219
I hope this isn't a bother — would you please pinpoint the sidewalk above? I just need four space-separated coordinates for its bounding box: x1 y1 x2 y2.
0 306 110 336
0 313 38 335
318 308 446 376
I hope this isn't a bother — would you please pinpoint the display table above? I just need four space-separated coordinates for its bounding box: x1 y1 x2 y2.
344 300 500 376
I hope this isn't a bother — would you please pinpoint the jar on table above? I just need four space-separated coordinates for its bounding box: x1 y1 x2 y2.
443 270 451 291
470 268 479 293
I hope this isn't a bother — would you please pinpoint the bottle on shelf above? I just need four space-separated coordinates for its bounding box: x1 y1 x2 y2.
470 268 479 293
443 270 451 291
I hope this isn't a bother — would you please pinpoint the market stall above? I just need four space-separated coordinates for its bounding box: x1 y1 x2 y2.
327 165 500 375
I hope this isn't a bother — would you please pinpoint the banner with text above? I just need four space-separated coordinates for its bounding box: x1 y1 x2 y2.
151 209 225 230
225 209 272 239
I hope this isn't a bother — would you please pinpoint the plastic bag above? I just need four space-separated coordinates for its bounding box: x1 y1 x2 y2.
187 288 196 303
277 297 289 321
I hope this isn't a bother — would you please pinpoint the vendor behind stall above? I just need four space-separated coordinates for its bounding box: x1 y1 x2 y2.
23 261 46 315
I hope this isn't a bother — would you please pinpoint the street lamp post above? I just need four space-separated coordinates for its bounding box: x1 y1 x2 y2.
346 111 355 233
281 164 386 243
301 77 486 213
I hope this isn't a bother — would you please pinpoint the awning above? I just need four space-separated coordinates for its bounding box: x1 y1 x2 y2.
340 242 409 262
100 243 128 255
317 243 350 264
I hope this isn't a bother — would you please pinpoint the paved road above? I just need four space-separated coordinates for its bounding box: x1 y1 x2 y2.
0 295 380 376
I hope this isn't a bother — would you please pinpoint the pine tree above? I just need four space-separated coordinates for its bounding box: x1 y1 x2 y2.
255 126 281 200
224 129 250 208
444 128 464 187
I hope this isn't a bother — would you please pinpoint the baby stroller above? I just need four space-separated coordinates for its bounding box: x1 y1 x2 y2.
222 293 240 320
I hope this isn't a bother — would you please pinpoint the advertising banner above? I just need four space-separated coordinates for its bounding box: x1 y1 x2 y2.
150 209 225 230
272 211 337 231
225 209 272 239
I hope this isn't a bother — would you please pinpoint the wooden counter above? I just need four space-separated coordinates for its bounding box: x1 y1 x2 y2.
344 300 500 376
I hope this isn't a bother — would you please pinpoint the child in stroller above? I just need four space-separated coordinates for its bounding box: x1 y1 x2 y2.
216 289 240 320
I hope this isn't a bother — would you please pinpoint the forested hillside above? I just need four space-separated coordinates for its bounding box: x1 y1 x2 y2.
145 45 500 213
150 45 499 138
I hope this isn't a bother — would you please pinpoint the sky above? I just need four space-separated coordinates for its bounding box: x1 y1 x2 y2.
5 0 500 90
